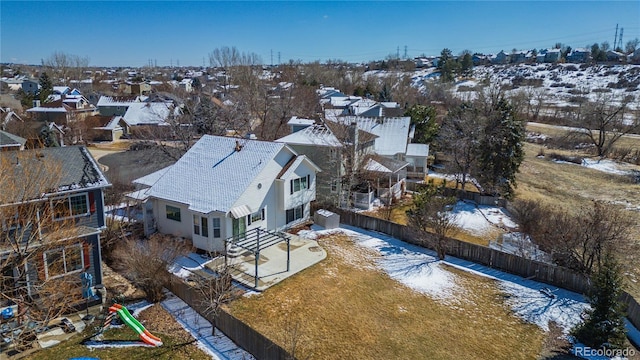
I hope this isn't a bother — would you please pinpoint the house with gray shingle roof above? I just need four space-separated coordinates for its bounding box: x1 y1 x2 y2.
1 146 110 313
133 135 321 252
0 130 27 151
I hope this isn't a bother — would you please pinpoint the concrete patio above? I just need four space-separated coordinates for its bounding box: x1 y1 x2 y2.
206 234 326 291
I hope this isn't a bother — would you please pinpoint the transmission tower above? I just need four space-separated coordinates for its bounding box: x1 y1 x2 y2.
404 45 408 59
618 28 624 51
271 49 273 67
396 46 400 59
614 24 619 49
278 52 281 65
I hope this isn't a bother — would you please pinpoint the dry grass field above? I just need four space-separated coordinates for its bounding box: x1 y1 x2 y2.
229 234 545 360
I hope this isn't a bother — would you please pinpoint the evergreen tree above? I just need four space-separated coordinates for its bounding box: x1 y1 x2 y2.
37 72 53 103
404 104 439 144
572 253 627 349
476 98 525 198
437 48 457 83
460 53 473 77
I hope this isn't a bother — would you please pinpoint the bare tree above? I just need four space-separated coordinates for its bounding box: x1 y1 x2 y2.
193 266 240 335
41 51 90 85
568 93 639 158
0 154 86 349
407 183 458 260
438 103 481 190
112 234 190 302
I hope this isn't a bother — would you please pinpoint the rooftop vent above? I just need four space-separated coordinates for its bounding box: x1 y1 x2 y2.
235 140 243 152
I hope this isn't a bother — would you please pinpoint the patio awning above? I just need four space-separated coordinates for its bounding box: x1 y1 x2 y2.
230 205 251 219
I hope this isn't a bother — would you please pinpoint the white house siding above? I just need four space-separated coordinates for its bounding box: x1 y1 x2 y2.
153 199 191 238
192 211 227 253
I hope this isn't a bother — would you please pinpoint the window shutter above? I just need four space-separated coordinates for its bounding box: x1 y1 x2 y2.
83 241 91 269
38 253 46 280
88 192 96 213
307 174 310 189
261 208 265 220
290 179 294 194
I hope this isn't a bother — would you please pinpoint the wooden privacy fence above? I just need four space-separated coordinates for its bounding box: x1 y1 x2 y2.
166 275 294 360
330 208 640 331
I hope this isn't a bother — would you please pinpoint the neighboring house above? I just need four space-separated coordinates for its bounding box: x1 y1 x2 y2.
491 51 510 64
133 135 321 253
1 107 23 130
632 48 640 64
85 115 130 141
27 98 96 125
405 143 430 179
544 49 562 63
96 95 141 116
337 116 412 160
123 101 182 137
606 50 626 62
567 48 591 63
510 51 527 64
1 146 110 310
288 116 316 133
536 50 547 63
0 130 27 151
21 78 39 95
276 121 375 207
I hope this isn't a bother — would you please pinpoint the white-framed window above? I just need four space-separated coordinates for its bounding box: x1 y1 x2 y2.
330 179 338 193
193 215 209 237
52 193 89 220
290 175 311 194
248 208 265 225
286 204 305 224
212 218 221 238
166 205 181 222
43 243 84 279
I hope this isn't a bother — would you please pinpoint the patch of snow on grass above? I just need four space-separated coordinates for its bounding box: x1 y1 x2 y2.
313 225 590 334
162 292 256 360
582 159 631 176
451 201 516 235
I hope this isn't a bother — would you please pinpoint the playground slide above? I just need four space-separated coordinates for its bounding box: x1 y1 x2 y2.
108 304 163 346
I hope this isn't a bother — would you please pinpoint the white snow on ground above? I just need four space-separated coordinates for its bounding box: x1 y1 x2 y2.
451 200 517 234
168 253 213 279
582 159 635 176
161 292 256 360
301 225 589 333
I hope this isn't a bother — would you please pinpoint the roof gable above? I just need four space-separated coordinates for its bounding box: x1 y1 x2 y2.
144 135 287 214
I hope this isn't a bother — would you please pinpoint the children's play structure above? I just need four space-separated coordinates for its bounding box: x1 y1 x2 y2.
86 303 162 347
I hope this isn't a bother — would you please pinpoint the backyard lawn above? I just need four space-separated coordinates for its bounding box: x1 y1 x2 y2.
228 233 545 360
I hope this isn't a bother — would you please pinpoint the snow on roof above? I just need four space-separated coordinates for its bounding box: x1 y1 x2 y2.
276 124 343 147
97 96 140 107
339 116 410 156
53 86 70 95
143 135 286 214
27 106 68 113
278 155 322 179
94 116 129 130
287 116 315 126
133 166 173 187
123 102 177 126
406 143 429 157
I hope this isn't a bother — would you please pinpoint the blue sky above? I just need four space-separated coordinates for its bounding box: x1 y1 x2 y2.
1 1 639 67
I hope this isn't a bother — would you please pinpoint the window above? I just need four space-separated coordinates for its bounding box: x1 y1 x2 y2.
331 179 338 193
43 244 84 279
201 217 208 237
212 218 221 238
166 205 181 222
290 175 311 194
52 193 89 220
193 215 200 235
286 204 305 224
194 215 209 237
248 208 264 225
